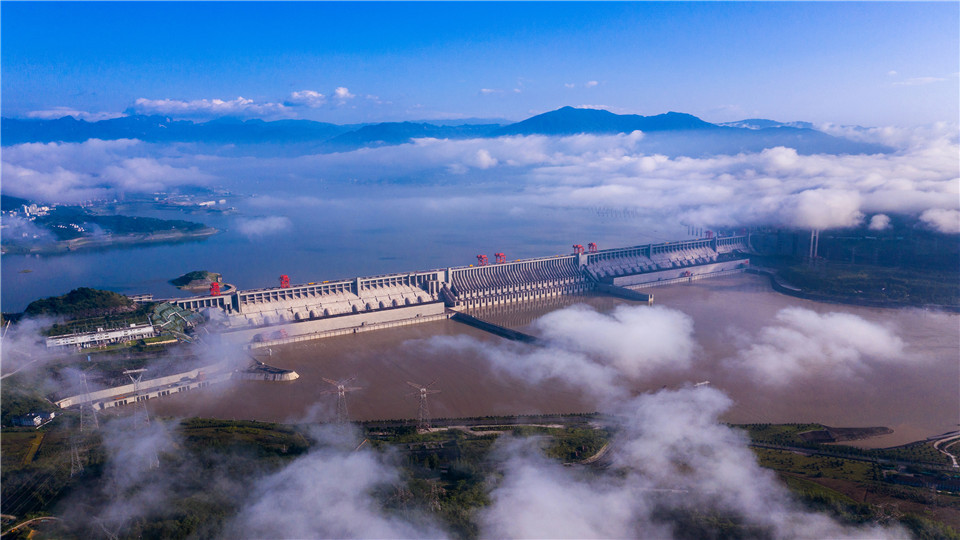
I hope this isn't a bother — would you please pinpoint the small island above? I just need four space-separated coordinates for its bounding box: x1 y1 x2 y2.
170 270 222 291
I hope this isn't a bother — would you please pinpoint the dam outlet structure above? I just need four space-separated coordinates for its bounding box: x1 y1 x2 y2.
171 235 751 345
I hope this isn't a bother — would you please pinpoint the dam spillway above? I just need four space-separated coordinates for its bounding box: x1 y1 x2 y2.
173 235 750 344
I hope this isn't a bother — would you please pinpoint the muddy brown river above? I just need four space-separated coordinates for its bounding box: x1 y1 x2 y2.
151 273 959 447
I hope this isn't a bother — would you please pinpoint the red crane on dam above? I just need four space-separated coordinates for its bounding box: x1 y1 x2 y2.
573 244 585 254
279 275 291 288
588 242 598 253
495 253 506 264
209 282 220 296
476 254 489 266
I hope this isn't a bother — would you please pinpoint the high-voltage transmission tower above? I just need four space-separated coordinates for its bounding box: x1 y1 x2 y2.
406 380 440 432
124 369 159 469
70 373 99 476
321 376 362 424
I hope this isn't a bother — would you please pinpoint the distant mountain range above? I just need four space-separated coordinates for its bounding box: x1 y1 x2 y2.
0 107 890 155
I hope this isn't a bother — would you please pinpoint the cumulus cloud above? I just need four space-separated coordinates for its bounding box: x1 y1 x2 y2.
479 88 500 95
585 80 599 88
533 305 697 379
869 213 892 230
131 96 291 119
4 120 957 233
480 385 908 539
919 208 960 234
0 139 213 203
234 216 293 239
227 426 446 538
334 87 355 100
728 307 908 385
468 148 498 169
420 304 697 398
387 130 956 232
26 107 126 121
564 82 576 89
287 90 326 108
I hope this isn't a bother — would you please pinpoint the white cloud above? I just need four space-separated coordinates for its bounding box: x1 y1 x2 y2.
532 304 697 379
334 87 355 100
727 307 909 385
479 88 500 95
5 122 957 233
131 96 291 119
0 139 212 203
287 90 327 108
228 427 445 538
919 208 960 233
469 148 498 169
26 107 126 122
585 80 599 88
234 216 293 239
564 83 576 89
887 70 898 77
868 213 891 230
419 304 697 398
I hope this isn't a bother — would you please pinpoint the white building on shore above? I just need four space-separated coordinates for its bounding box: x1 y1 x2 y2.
45 323 156 349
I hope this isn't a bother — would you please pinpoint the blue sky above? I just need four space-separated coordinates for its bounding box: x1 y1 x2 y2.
2 2 957 126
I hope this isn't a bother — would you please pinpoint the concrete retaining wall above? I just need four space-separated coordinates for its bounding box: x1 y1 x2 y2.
221 301 447 347
612 260 748 287
595 283 654 303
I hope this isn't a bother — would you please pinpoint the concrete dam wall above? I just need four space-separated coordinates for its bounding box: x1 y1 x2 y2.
174 235 750 343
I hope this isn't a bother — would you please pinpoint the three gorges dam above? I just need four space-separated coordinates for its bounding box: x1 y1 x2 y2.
175 235 751 348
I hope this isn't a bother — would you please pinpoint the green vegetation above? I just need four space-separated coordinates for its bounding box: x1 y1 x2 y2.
779 263 960 307
738 423 953 467
35 207 208 241
3 418 958 539
24 288 136 318
169 270 221 289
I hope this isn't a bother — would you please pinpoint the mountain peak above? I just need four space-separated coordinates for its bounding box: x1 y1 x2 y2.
493 106 715 136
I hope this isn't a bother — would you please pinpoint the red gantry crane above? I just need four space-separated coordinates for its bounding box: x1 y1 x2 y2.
279 275 291 288
476 254 489 266
573 244 585 254
587 242 598 253
495 253 506 264
209 282 221 296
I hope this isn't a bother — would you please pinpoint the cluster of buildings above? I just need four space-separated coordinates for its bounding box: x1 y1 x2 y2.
12 203 53 218
44 322 157 349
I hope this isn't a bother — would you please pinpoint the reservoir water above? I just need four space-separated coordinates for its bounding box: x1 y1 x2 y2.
150 273 959 448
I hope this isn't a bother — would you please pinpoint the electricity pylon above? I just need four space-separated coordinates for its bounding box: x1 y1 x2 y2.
406 380 440 432
321 376 362 424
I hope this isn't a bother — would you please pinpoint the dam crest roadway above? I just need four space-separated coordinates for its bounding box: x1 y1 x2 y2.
172 235 751 347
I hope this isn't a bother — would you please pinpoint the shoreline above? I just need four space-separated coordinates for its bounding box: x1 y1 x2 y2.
0 227 219 255
746 267 960 313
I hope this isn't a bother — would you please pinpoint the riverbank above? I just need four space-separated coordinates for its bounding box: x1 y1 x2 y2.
746 266 960 312
0 227 219 255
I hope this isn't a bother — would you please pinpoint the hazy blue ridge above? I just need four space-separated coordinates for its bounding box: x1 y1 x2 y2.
324 122 502 149
0 107 892 155
491 106 717 136
0 115 352 145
